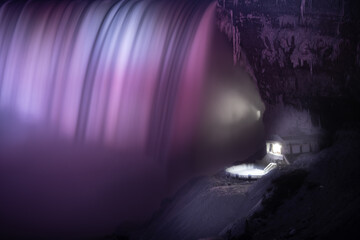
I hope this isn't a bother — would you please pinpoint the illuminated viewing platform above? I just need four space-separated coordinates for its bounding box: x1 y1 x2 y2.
226 134 322 180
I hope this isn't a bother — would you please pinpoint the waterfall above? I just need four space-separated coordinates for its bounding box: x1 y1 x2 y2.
0 0 215 158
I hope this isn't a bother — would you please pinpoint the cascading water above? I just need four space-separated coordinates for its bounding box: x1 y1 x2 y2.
0 0 214 159
0 0 265 238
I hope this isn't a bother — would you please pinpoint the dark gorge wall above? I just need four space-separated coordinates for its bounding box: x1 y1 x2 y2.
217 0 360 133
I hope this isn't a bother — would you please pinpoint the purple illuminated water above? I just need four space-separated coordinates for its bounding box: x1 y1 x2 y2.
0 0 214 158
0 0 264 238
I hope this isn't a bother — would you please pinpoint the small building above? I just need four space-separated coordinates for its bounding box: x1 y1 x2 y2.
225 133 323 179
266 134 321 164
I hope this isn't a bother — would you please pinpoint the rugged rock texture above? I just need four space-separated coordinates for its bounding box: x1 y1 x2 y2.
133 125 360 240
217 0 360 132
133 176 253 240
221 124 360 240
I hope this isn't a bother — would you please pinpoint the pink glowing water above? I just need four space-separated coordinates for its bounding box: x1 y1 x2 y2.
0 1 265 238
0 1 219 238
0 0 215 158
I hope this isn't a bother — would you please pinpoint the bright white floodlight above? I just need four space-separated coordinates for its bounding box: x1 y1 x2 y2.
225 164 265 179
226 163 277 179
256 110 261 120
272 143 282 154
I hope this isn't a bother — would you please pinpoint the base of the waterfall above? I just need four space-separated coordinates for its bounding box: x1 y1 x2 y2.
225 164 266 179
0 125 168 240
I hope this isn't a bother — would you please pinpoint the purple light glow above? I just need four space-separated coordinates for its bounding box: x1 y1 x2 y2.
0 1 220 237
0 0 215 157
0 1 266 238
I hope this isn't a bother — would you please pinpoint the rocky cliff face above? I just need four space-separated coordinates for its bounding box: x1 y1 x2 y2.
217 0 360 133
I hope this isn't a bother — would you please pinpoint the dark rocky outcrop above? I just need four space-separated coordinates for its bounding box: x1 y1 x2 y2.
132 126 360 240
217 0 360 133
